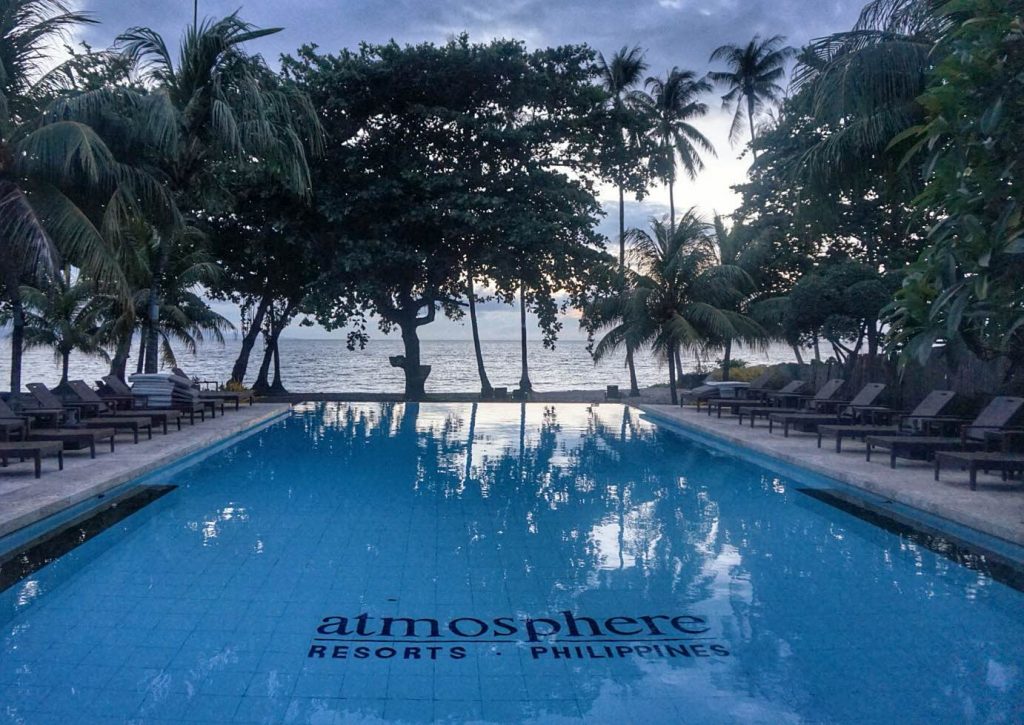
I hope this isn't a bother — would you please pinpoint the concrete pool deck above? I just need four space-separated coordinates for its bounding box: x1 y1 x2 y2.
0 402 290 539
639 403 1024 549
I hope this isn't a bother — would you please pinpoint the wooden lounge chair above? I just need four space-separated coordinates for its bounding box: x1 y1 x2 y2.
816 390 958 453
69 380 182 434
28 384 154 444
738 379 846 428
172 367 255 410
706 380 808 418
0 399 29 441
28 382 108 418
100 375 206 425
933 451 1024 490
5 391 71 428
26 428 116 458
768 383 887 436
865 396 1024 469
0 440 63 478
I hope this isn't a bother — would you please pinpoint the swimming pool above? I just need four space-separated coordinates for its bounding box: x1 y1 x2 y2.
1 402 1021 723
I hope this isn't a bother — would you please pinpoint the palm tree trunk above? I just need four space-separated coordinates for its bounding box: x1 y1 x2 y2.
675 347 684 380
667 342 678 405
747 94 758 161
144 238 169 375
467 273 492 398
60 351 70 385
135 329 147 374
668 179 676 231
230 291 271 385
618 185 626 269
722 338 732 381
111 332 131 381
619 183 639 396
7 292 24 394
518 280 532 393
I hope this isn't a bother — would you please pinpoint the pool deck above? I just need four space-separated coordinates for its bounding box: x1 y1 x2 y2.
0 403 290 540
638 403 1024 549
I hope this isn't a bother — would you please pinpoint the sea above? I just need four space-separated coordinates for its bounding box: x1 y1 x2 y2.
2 338 798 393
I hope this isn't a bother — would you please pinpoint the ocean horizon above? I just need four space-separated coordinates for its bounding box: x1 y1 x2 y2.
5 338 799 394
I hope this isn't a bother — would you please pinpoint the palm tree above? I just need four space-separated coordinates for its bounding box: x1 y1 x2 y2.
791 0 945 178
636 69 714 230
597 45 648 396
20 276 110 385
711 213 769 380
592 210 764 405
708 35 794 160
113 13 322 375
0 0 125 392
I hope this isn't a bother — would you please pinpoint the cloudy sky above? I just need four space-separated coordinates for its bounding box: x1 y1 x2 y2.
77 0 864 340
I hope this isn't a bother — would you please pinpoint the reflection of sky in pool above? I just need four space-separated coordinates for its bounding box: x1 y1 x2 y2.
1 402 1022 723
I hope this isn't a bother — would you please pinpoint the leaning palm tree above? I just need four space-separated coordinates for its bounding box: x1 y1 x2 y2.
592 211 764 405
635 69 714 229
597 45 648 395
0 0 126 392
708 35 794 160
20 277 110 386
113 13 322 374
711 213 770 380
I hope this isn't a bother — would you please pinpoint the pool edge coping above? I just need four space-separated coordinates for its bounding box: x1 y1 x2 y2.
0 404 292 542
635 403 1024 557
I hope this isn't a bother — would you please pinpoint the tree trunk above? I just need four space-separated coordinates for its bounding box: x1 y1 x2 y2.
398 320 428 400
626 347 640 396
675 347 684 380
518 281 532 393
812 334 821 362
144 239 168 374
791 343 804 365
144 287 160 374
7 296 24 394
619 183 639 395
618 185 626 269
467 273 492 398
230 291 271 386
668 178 676 231
667 342 678 405
748 94 758 161
135 328 147 374
60 351 70 385
253 330 274 394
269 335 287 394
722 338 732 382
110 332 131 381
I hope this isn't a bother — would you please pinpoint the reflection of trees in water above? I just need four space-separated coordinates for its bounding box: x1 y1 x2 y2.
290 402 1019 723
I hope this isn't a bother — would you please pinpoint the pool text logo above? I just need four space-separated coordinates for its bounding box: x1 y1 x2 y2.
307 611 730 663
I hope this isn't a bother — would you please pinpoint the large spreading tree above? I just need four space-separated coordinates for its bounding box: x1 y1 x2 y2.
285 36 608 399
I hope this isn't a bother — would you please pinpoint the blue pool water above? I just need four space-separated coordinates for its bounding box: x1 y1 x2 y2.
1 403 1022 724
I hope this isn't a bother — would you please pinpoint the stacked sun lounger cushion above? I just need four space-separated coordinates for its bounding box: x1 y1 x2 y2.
129 374 200 408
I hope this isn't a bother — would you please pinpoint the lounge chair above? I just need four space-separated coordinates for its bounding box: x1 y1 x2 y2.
933 450 1024 490
816 390 958 453
99 375 207 424
865 396 1024 468
0 399 29 442
28 384 153 444
69 380 182 434
0 440 63 478
4 392 71 428
28 382 107 418
768 383 887 436
737 379 846 428
706 380 808 418
26 427 116 458
172 367 255 410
